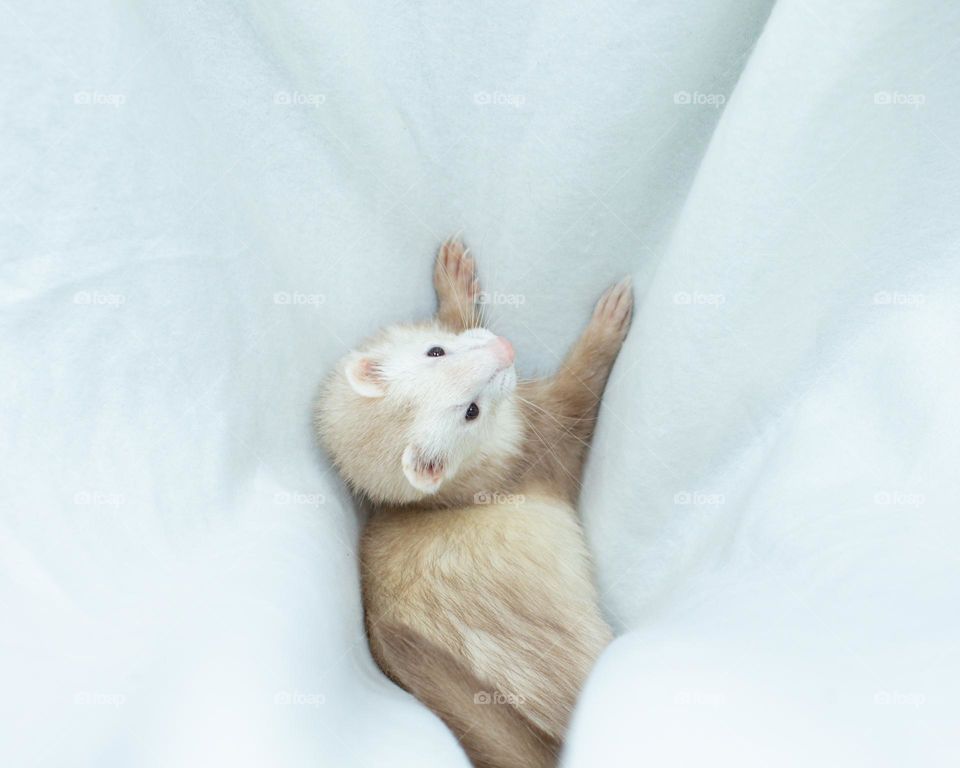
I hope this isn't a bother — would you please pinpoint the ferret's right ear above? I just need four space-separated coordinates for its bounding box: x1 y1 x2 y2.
345 353 386 398
401 444 446 494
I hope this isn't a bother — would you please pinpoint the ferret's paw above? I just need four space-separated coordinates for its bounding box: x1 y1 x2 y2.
590 276 633 344
435 237 479 307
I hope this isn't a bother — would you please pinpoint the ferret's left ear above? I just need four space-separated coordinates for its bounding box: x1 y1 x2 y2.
401 444 446 494
345 353 385 398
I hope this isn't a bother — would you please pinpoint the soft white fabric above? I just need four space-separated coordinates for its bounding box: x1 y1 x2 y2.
2 0 958 765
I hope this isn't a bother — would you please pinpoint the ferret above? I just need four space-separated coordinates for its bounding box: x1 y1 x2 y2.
314 239 633 768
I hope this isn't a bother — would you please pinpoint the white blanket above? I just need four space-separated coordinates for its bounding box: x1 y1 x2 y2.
2 0 958 765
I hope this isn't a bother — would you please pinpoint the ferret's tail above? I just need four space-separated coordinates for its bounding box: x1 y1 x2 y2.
377 625 559 768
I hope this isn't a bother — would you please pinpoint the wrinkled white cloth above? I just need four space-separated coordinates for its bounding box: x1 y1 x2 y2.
2 0 958 765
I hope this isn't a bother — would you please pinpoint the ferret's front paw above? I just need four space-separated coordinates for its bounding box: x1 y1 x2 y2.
589 276 633 348
435 238 480 329
435 237 478 303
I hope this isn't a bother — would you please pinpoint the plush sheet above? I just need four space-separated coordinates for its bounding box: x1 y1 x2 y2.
2 0 958 765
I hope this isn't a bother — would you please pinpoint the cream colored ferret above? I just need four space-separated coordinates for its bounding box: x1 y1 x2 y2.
314 239 632 768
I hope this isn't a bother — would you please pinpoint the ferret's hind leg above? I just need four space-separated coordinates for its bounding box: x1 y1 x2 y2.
564 276 633 395
375 624 558 768
555 276 633 440
434 237 481 332
518 277 633 499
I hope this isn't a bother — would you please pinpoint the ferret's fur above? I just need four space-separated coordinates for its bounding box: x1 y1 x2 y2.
314 239 633 768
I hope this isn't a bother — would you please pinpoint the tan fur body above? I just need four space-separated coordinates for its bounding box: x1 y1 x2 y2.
364 495 610 767
315 240 632 767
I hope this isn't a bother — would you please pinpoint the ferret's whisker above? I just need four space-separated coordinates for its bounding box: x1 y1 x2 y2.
515 394 597 428
516 396 593 449
515 406 585 492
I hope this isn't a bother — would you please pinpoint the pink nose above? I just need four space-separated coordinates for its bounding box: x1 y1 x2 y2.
490 335 515 366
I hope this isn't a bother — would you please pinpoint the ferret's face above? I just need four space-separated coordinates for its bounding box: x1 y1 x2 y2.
316 324 520 503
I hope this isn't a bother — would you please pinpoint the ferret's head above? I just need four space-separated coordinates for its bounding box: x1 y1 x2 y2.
315 323 521 505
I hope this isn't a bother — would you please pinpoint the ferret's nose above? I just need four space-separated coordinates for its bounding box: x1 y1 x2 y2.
490 336 515 367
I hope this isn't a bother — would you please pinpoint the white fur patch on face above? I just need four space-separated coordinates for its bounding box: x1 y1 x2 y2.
401 444 447 493
327 323 522 502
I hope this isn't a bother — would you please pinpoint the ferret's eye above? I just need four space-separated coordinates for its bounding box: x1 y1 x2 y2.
465 403 480 421
426 346 445 357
